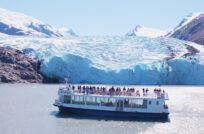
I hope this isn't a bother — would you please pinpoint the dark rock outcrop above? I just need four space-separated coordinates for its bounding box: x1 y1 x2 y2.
0 46 44 83
182 44 200 57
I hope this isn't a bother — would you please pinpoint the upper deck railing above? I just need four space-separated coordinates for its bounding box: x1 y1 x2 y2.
59 85 169 100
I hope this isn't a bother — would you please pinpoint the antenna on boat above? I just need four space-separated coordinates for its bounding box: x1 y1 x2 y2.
64 73 71 85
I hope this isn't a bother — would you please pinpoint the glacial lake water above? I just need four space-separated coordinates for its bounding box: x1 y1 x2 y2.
0 84 203 134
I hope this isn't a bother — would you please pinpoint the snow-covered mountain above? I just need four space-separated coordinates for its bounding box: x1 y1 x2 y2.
57 28 78 38
166 12 204 36
1 8 204 85
0 8 77 37
126 25 167 38
166 12 204 45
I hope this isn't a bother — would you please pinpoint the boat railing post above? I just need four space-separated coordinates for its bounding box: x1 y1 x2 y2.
130 99 132 108
84 96 87 105
99 97 101 107
166 93 168 99
70 95 72 104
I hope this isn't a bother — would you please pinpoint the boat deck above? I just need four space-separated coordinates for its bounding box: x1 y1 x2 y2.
59 85 169 100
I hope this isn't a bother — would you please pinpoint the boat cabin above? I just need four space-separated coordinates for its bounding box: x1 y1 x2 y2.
55 85 169 115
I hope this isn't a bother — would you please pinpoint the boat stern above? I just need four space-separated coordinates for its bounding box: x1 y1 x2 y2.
53 99 62 107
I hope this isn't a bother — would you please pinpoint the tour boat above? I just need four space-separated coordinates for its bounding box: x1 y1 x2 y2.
53 84 169 119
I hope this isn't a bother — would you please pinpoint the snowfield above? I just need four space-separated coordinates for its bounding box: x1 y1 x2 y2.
1 35 204 85
126 25 167 38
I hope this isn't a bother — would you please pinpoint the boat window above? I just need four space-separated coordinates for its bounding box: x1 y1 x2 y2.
64 95 71 104
96 97 101 104
101 97 108 106
108 98 116 106
132 99 143 108
156 101 159 105
72 95 84 104
86 96 99 106
124 98 131 107
143 99 147 108
149 101 151 105
101 97 115 107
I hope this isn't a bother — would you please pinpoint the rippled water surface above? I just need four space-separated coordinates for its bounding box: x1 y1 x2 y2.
0 84 203 134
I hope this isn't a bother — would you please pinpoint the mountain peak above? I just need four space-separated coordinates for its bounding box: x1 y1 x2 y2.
134 25 142 28
167 12 204 37
167 12 204 45
126 25 166 38
0 8 77 37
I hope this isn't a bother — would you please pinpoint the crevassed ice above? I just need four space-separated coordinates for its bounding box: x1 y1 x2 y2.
1 35 204 84
0 36 188 70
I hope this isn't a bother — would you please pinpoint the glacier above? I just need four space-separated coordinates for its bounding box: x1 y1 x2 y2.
0 35 204 85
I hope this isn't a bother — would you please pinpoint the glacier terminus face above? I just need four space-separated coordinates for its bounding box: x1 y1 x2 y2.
1 35 204 85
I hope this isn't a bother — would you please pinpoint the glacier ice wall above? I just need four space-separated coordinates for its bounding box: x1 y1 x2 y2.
40 54 204 85
1 35 204 85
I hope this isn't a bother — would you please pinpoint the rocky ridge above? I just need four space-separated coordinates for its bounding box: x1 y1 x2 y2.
168 13 204 45
0 46 53 83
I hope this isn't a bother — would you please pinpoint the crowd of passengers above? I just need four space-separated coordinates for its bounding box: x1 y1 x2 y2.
154 88 165 97
65 85 165 97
